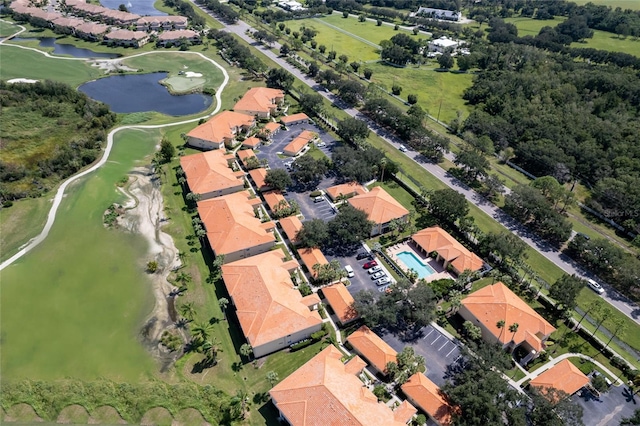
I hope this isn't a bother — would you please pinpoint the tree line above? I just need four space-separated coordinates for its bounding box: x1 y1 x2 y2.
0 80 116 203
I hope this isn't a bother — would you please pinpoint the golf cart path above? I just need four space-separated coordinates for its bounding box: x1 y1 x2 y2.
0 25 230 271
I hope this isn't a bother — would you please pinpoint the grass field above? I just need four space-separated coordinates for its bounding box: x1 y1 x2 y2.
0 197 50 263
0 129 159 381
504 16 567 37
571 0 640 9
572 29 640 56
0 45 102 87
0 20 19 37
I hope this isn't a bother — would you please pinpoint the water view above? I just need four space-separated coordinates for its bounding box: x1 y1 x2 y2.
11 37 119 58
78 72 212 115
100 0 167 16
397 251 436 279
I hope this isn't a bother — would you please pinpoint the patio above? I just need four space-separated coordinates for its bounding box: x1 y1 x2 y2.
386 241 452 283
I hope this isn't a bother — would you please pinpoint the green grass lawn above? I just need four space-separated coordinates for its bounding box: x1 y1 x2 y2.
572 29 640 56
365 62 473 124
0 128 159 381
570 0 640 9
0 45 102 87
0 197 50 263
504 16 567 37
0 20 19 37
317 14 418 46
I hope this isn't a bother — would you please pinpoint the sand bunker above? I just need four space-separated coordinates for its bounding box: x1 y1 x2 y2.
184 71 202 78
7 78 38 83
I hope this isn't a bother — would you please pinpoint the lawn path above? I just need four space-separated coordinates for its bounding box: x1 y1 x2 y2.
0 22 230 271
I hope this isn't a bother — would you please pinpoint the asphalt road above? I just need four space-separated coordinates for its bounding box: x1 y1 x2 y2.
195 7 640 325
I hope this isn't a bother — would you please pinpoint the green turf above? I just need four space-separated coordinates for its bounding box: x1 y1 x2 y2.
0 197 50 263
504 16 567 37
0 20 19 37
570 0 640 9
572 29 640 56
0 45 102 87
0 129 159 381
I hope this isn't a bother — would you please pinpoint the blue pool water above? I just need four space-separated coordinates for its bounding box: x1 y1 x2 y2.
397 251 435 279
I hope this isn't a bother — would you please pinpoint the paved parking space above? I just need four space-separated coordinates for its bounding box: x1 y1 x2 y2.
382 324 461 387
572 385 637 426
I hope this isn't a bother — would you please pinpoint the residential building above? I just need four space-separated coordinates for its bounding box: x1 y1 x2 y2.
221 249 322 358
347 186 410 236
278 215 303 244
415 7 461 21
263 191 289 213
280 112 309 126
322 282 358 325
411 226 483 275
283 129 316 157
179 150 245 200
428 36 461 53
529 359 589 400
103 29 149 47
346 325 397 376
136 15 188 31
50 15 84 34
261 121 281 138
75 21 110 41
197 190 275 263
298 247 328 279
157 29 200 47
270 345 415 426
186 111 255 150
237 149 258 168
233 87 285 118
248 167 269 192
242 136 261 150
325 182 367 202
460 282 556 364
401 372 457 426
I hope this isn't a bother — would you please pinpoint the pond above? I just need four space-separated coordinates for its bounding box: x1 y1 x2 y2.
100 0 167 16
11 37 119 58
78 72 213 116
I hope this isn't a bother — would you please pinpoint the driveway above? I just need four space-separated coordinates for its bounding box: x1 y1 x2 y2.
381 324 461 387
572 385 637 426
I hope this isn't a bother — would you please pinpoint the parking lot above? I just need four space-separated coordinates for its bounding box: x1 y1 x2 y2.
383 324 461 387
572 384 637 426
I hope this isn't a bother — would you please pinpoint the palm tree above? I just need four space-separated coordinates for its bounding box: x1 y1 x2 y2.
179 302 196 323
202 337 222 365
496 320 505 344
191 321 213 346
240 343 253 359
603 317 627 352
175 271 192 286
266 370 279 387
591 306 611 339
508 323 519 346
576 299 603 330
219 297 229 320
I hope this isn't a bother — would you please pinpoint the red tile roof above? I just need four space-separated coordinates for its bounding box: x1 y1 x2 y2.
279 215 303 243
248 167 269 191
179 150 244 197
322 283 358 324
234 87 284 115
348 186 409 226
461 282 556 349
530 360 589 399
280 112 309 124
325 182 368 201
242 136 261 149
346 325 397 374
298 247 328 278
270 345 411 426
187 111 255 145
221 249 321 350
283 130 316 156
411 226 483 273
401 373 457 426
263 191 290 212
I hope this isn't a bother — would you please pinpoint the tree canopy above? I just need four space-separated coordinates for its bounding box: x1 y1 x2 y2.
264 168 292 191
428 189 469 225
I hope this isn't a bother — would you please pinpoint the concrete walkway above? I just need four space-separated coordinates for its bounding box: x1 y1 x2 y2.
0 23 230 271
515 353 624 387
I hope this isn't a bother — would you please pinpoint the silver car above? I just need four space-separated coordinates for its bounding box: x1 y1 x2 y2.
370 271 385 280
368 265 382 274
375 277 391 286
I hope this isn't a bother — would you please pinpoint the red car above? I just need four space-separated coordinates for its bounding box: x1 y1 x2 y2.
363 260 378 269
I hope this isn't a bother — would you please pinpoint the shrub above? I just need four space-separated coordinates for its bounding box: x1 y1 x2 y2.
310 190 322 197
310 328 328 341
2 200 13 208
290 339 313 351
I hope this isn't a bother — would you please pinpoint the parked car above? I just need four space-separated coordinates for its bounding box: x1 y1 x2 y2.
316 141 326 147
375 277 391 286
587 278 605 294
345 265 354 278
370 271 385 280
368 265 382 274
398 145 407 152
356 251 372 260
314 196 324 203
363 260 378 269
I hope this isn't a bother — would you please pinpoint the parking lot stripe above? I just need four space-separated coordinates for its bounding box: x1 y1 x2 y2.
446 347 457 357
439 342 448 351
431 335 441 345
453 355 461 363
423 329 434 339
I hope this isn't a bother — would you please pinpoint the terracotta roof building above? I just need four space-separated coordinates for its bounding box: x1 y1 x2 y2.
248 167 269 192
234 87 284 118
221 249 322 358
261 121 281 138
280 112 309 126
237 149 258 168
157 29 201 47
242 136 261 149
283 130 316 157
103 29 149 47
186 111 255 150
197 191 275 263
136 15 188 31
179 150 245 200
270 345 415 426
325 182 367 202
263 191 290 213
322 282 358 325
529 359 589 399
74 21 110 41
346 325 397 376
401 373 457 426
460 282 556 363
278 215 303 244
298 247 328 279
348 186 410 236
411 226 484 275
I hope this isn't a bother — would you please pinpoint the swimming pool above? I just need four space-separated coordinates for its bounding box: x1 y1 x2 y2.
396 251 436 279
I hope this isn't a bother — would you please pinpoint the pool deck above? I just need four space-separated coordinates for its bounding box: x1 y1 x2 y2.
386 241 452 283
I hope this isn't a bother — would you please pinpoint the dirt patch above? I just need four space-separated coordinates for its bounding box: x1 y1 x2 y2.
57 404 90 424
88 406 126 424
3 403 43 423
91 59 138 74
139 406 173 426
116 166 185 369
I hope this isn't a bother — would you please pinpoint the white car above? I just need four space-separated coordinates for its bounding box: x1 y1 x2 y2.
370 271 385 280
375 277 391 286
316 141 326 147
368 265 382 274
399 145 407 152
587 279 605 294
